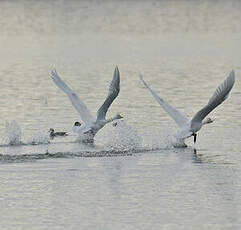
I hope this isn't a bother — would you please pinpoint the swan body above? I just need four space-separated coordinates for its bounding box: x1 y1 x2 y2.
50 66 122 142
139 70 235 144
72 113 123 142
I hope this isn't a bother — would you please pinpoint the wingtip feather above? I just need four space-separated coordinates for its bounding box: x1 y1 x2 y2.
139 73 146 84
50 69 57 79
114 65 120 75
139 73 149 89
229 70 235 82
226 70 235 90
113 66 120 83
139 73 143 79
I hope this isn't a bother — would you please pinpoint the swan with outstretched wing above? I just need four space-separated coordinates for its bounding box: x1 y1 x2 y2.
50 66 122 143
139 70 235 145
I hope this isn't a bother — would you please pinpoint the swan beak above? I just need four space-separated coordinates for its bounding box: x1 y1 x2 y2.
194 133 197 143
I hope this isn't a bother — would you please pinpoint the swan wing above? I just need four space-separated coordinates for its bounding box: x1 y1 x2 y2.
191 70 235 124
139 74 189 128
50 69 95 124
96 66 120 121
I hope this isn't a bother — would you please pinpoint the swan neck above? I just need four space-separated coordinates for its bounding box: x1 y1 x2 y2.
202 120 210 126
106 115 120 123
106 117 116 123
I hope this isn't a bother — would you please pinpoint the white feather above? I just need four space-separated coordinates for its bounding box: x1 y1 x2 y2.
97 66 120 121
139 70 235 143
50 67 122 141
139 73 189 128
50 69 95 124
191 70 235 125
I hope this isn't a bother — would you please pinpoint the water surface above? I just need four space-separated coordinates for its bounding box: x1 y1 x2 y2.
0 1 241 229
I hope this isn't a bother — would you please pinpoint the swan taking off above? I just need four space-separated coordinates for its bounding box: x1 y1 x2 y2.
139 70 235 145
50 66 123 143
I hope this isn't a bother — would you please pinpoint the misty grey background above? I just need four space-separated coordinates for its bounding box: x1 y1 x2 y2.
0 1 241 229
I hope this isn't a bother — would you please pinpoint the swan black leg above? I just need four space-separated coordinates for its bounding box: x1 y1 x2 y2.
194 133 197 143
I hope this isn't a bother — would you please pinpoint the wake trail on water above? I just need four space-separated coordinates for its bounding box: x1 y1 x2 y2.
0 150 136 164
0 120 188 164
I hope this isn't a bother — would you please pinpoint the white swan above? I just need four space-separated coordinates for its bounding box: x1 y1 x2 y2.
50 66 123 143
139 70 235 144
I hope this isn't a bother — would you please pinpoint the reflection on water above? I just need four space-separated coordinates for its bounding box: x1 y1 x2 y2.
0 0 241 230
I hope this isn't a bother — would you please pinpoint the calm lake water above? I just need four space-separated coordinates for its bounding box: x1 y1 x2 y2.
0 0 241 229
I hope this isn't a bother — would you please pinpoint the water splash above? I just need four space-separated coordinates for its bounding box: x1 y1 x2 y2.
1 122 50 146
103 120 142 151
74 132 94 143
26 132 50 145
140 129 167 150
140 127 188 149
171 137 187 148
3 120 22 145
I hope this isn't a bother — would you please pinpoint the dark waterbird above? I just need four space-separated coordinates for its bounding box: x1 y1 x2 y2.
48 128 68 139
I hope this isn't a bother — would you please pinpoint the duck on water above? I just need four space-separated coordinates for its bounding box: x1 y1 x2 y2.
48 128 68 140
50 66 123 143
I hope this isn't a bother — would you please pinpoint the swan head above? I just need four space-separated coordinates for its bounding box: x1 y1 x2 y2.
112 119 124 127
48 128 54 133
74 121 82 126
115 114 123 120
112 115 123 127
202 117 214 125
